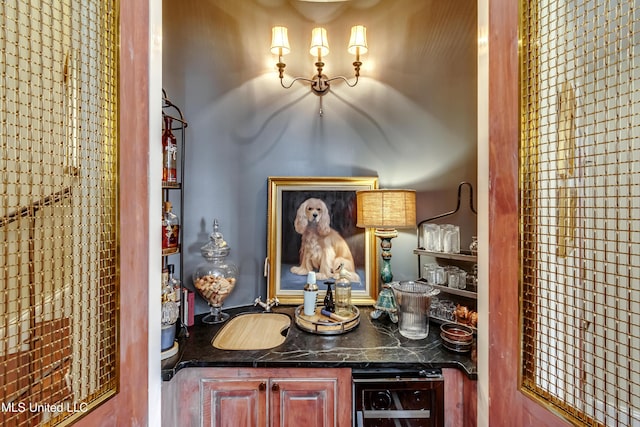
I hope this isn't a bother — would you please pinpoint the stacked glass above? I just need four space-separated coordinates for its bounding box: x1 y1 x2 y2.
422 223 460 254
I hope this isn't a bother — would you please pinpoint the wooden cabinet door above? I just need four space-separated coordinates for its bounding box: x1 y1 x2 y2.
163 367 351 427
270 378 336 427
269 368 351 427
200 377 268 427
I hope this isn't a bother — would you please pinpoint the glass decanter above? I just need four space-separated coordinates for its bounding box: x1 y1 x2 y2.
193 220 238 323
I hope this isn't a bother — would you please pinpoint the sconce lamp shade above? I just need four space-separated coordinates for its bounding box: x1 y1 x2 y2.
348 25 368 55
309 27 330 57
271 26 291 55
270 23 367 103
356 189 416 229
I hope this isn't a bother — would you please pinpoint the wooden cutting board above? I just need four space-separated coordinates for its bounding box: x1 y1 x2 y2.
212 313 291 350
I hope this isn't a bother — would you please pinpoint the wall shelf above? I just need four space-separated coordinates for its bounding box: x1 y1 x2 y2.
417 278 477 299
162 89 189 355
162 182 182 190
162 246 181 257
413 249 477 263
415 182 478 331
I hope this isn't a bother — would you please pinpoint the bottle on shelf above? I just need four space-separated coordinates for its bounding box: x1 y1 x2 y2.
334 264 352 317
162 115 178 184
161 269 179 319
162 201 180 253
323 282 335 313
303 272 318 316
167 264 181 309
161 267 169 296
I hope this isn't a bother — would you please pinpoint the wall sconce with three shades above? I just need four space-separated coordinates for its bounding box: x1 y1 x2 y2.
270 25 368 114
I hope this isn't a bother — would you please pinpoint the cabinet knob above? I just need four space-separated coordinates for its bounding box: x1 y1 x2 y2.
258 382 266 391
271 383 280 392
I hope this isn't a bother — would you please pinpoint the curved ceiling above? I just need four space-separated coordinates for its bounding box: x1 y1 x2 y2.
255 0 382 23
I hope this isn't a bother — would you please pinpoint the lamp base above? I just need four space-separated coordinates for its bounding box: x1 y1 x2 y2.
375 229 397 283
370 229 399 323
370 285 398 323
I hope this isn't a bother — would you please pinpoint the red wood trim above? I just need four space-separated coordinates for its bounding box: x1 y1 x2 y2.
443 368 477 427
74 0 150 424
488 0 572 425
463 373 477 427
443 368 464 427
488 0 527 423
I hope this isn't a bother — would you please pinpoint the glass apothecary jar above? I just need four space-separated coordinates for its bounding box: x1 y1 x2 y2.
193 219 238 323
469 236 478 255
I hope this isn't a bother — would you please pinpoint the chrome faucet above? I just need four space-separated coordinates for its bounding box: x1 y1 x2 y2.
254 296 279 312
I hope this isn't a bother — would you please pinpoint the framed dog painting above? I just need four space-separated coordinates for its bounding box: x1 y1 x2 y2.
267 176 379 305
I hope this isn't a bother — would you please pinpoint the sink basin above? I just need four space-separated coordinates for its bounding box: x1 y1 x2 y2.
212 312 291 350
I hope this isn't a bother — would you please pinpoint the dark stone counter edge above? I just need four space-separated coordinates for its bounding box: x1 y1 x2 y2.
162 359 477 382
161 306 478 382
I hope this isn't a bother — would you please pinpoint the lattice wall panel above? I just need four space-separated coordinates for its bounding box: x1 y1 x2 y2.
520 0 640 425
0 1 119 425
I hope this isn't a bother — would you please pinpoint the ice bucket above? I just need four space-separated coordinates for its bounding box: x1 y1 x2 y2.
390 281 440 340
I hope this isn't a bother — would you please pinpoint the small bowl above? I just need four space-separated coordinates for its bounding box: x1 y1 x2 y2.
442 339 472 353
440 332 473 346
440 333 473 353
440 323 474 343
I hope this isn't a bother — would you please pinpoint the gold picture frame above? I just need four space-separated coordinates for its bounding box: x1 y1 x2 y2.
267 176 379 305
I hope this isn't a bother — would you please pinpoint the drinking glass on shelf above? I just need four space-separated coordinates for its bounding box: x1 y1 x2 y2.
442 224 460 254
451 226 460 253
423 264 437 284
423 223 442 251
438 300 457 321
435 266 446 285
429 297 440 317
457 270 468 290
445 266 459 288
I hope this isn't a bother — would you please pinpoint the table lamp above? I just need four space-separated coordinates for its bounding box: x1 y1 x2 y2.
356 189 416 321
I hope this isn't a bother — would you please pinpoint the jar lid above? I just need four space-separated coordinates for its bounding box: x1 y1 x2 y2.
200 219 231 259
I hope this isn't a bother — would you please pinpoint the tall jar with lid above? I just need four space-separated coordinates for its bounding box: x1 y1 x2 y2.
192 220 238 323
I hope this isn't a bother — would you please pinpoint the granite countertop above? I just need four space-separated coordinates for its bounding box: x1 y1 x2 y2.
161 305 477 381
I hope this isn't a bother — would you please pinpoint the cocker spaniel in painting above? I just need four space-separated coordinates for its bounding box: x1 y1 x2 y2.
290 198 360 282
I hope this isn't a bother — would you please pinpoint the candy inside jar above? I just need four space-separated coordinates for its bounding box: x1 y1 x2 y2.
193 219 238 324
